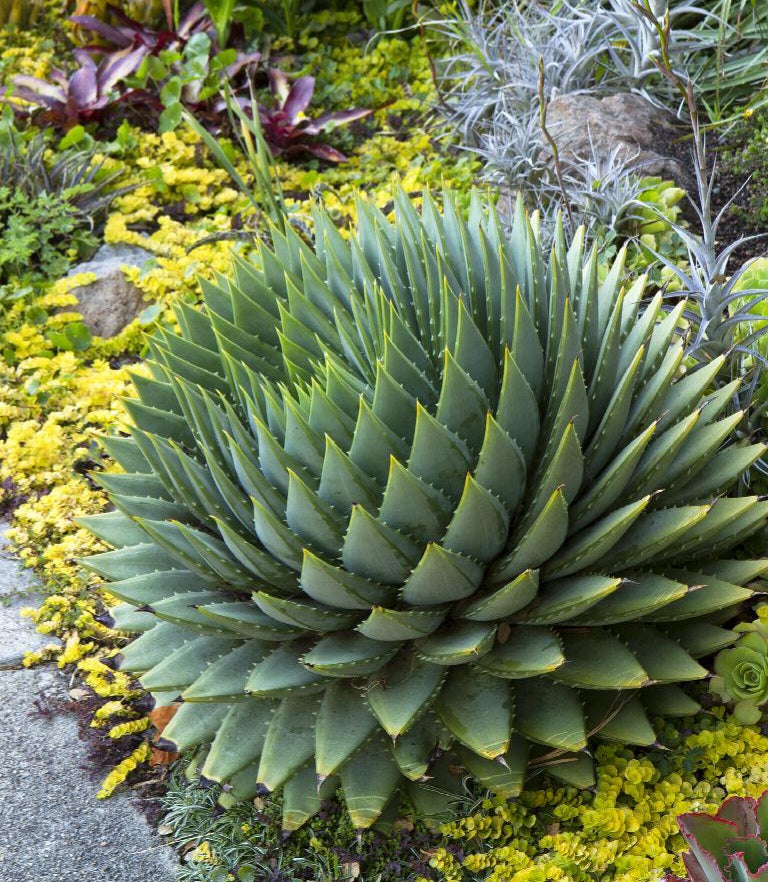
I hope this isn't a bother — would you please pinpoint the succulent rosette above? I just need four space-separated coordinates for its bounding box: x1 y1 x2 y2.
712 621 768 724
81 191 768 831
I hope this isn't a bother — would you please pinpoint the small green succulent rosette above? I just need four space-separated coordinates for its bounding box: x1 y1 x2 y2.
712 622 768 725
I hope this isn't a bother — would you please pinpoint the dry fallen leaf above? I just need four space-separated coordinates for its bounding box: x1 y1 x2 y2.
68 688 89 701
157 824 174 836
150 747 179 767
394 819 414 831
148 705 178 736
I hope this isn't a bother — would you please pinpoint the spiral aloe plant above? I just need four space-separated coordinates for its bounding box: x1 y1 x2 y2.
82 191 768 831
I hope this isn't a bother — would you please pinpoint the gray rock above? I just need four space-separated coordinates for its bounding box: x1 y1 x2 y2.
545 92 692 187
0 525 57 670
67 244 155 338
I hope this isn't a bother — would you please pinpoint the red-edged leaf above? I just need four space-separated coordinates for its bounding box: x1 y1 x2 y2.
681 853 712 882
282 76 315 123
717 796 758 837
679 812 739 876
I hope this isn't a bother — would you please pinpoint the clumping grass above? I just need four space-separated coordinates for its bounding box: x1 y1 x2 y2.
161 764 452 882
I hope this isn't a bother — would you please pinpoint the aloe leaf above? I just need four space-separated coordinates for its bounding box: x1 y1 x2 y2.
365 654 446 738
473 413 527 512
407 403 472 501
435 668 512 759
615 625 707 684
119 621 192 673
357 606 447 641
315 681 378 778
301 632 400 678
254 593 359 632
349 399 410 485
436 349 490 451
286 469 344 555
181 638 268 701
495 348 540 465
103 571 206 607
400 543 483 605
553 629 648 690
442 474 510 562
415 621 496 665
197 602 305 641
201 699 277 782
161 702 229 752
489 489 569 587
642 571 752 622
152 591 238 633
246 642 328 697
378 457 453 540
544 497 652 579
257 695 320 792
641 684 701 716
141 636 241 692
594 505 711 570
665 621 737 658
567 421 657 532
300 549 395 610
569 574 688 625
476 626 564 678
518 575 621 625
342 505 421 583
584 693 656 746
282 764 338 832
82 544 182 582
513 680 587 751
462 569 539 622
340 736 402 830
390 714 443 780
318 435 380 513
455 736 529 797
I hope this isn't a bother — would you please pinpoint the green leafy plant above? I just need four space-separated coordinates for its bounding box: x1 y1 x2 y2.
0 129 128 292
711 617 768 725
666 792 768 881
128 31 260 132
84 191 768 833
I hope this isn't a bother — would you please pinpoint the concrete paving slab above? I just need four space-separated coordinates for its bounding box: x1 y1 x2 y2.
0 526 58 669
0 522 179 882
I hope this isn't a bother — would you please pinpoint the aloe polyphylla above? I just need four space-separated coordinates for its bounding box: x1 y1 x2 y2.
667 793 768 881
81 191 768 831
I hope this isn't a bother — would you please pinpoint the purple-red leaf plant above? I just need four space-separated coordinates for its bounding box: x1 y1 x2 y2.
70 2 215 58
4 46 152 130
256 68 373 162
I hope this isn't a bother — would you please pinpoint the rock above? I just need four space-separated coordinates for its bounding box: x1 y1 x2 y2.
67 244 155 339
545 92 692 187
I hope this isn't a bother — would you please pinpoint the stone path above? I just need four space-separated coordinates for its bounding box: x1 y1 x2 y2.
0 524 179 882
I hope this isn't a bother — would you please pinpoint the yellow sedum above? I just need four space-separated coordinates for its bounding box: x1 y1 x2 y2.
422 713 768 882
